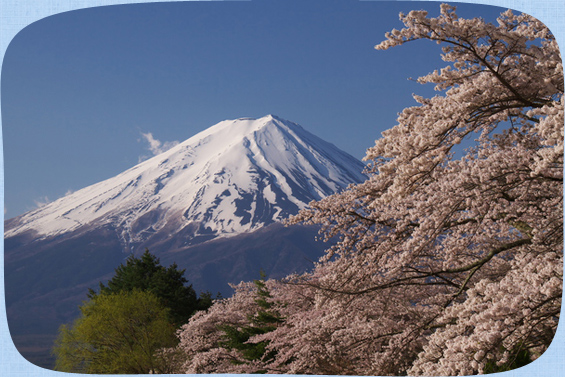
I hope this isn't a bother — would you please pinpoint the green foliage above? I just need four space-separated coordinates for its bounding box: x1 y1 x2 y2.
219 272 282 370
483 343 533 374
196 290 217 312
88 249 210 325
54 250 215 373
53 290 178 374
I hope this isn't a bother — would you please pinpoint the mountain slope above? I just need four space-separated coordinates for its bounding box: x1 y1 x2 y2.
4 115 367 369
6 115 365 248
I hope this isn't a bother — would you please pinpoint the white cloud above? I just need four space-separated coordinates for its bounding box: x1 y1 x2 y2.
141 132 162 154
139 132 179 161
34 196 51 208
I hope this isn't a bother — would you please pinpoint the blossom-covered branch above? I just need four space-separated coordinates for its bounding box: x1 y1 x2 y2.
170 5 562 375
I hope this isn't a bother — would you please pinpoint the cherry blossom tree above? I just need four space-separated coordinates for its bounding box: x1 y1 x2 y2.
166 279 286 373
172 5 562 375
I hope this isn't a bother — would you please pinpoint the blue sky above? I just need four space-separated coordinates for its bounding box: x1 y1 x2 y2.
2 0 513 218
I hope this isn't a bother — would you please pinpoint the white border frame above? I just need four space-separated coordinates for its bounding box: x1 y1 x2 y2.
1 0 563 376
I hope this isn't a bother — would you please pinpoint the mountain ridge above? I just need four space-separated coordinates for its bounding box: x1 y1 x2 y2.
4 114 367 369
6 115 366 249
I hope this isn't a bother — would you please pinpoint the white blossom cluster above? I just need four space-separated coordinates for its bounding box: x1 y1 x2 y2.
169 5 562 375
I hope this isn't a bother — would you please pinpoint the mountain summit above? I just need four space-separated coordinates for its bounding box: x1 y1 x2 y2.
5 115 367 368
6 115 366 248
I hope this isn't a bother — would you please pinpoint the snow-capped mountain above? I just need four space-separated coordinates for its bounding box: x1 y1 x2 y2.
5 115 368 368
6 115 366 247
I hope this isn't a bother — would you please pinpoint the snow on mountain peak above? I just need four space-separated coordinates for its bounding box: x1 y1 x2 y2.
5 115 367 247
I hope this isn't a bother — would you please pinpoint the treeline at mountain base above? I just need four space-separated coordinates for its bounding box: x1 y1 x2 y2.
52 250 215 374
53 4 562 375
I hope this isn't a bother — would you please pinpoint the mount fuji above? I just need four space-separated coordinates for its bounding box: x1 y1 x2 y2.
6 114 365 246
4 115 367 368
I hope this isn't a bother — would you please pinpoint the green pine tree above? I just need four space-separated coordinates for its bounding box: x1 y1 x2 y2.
88 249 211 326
219 271 283 371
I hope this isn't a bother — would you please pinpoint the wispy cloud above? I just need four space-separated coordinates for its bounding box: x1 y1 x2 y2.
34 196 51 209
139 132 179 162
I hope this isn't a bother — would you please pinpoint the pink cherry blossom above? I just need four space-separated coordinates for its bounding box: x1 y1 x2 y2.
171 5 562 375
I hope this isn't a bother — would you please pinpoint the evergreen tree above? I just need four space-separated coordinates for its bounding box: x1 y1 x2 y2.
88 249 210 326
219 272 283 371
